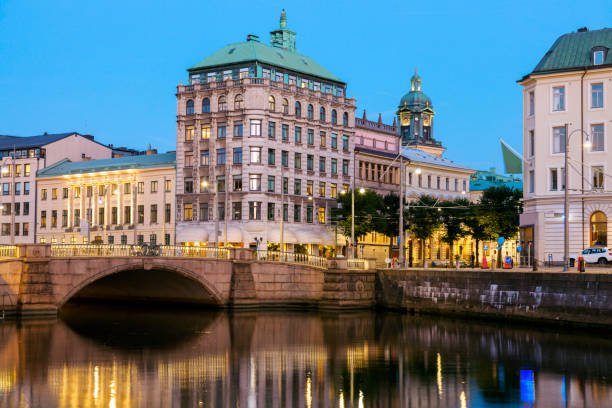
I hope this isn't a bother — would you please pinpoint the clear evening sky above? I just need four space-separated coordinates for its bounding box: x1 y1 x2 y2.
1 0 610 173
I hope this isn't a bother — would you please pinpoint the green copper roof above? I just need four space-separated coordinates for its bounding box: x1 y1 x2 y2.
526 27 612 77
37 152 176 178
398 71 433 111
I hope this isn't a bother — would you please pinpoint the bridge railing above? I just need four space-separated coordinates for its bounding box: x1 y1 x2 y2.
255 250 328 268
347 258 366 270
0 245 18 258
159 245 230 259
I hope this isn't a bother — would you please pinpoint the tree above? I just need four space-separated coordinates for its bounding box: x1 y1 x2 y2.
335 189 384 242
463 201 492 267
478 186 523 267
372 192 403 257
406 195 441 266
438 198 471 267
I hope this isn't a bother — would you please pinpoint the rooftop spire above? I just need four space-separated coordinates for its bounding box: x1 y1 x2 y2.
280 9 287 29
270 10 296 52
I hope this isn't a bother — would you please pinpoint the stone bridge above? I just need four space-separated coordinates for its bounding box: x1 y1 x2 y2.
0 245 376 317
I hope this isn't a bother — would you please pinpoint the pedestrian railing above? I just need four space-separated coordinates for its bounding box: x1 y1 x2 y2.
256 250 328 268
50 244 230 259
159 245 230 259
0 245 18 258
347 258 366 270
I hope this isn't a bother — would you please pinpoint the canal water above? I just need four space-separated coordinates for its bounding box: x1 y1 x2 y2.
0 304 611 407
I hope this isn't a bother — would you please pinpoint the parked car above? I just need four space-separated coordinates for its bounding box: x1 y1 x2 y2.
569 247 612 265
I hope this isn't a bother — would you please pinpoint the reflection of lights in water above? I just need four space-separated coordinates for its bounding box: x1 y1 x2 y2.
248 356 256 408
339 390 345 408
358 390 364 408
0 368 15 392
460 391 467 408
437 353 443 398
109 379 116 408
306 372 312 408
93 365 99 400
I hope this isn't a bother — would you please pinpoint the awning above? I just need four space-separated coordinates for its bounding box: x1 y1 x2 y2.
221 226 243 243
176 226 209 243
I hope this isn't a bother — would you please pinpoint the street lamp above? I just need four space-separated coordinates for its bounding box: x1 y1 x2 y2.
563 125 591 271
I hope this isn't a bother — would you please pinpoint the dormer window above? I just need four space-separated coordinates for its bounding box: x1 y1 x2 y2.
592 46 608 65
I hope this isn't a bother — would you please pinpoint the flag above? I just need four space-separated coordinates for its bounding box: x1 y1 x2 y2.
500 139 523 174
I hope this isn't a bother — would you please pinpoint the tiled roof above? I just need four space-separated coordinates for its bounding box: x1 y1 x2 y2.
525 27 612 77
400 147 473 171
188 39 343 83
37 152 176 177
0 132 80 150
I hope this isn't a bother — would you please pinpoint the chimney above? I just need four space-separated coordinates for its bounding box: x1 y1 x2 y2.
577 27 589 32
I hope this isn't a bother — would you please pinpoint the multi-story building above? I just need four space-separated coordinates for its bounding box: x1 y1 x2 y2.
0 132 112 244
36 152 176 245
519 27 612 265
354 72 476 263
175 11 356 254
469 168 522 202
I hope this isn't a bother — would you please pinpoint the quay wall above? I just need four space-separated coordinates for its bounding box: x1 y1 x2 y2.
377 269 612 328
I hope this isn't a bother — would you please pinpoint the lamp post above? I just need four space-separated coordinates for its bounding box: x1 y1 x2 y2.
563 125 591 271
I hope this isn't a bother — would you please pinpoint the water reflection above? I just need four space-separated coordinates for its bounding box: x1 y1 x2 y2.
0 305 611 407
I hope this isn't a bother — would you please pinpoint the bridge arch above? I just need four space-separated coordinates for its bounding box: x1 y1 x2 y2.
58 261 225 308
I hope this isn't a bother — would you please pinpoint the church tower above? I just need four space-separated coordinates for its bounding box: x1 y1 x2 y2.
397 70 445 157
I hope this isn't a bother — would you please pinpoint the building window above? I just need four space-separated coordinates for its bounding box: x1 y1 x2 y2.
135 205 143 224
307 154 313 171
331 133 337 149
151 204 157 224
294 152 301 169
268 176 275 192
250 119 262 137
592 83 604 108
97 208 103 226
307 104 314 120
282 177 288 194
294 179 301 195
201 150 210 165
250 147 262 164
184 152 194 167
319 157 326 172
202 98 210 113
590 211 607 246
217 148 226 165
184 178 193 193
343 112 349 127
331 183 337 198
234 121 243 138
137 235 144 245
331 109 337 125
110 207 117 225
528 130 535 157
249 201 262 220
199 203 209 221
331 159 337 174
218 96 227 111
282 150 289 167
1 224 9 236
529 170 534 193
201 125 211 139
529 91 535 116
217 124 226 139
124 206 131 224
183 203 193 221
165 180 171 192
186 99 194 115
185 126 194 141
307 129 314 145
233 175 243 191
342 135 349 151
232 202 242 220
121 235 128 244
593 50 605 65
295 127 302 143
552 126 566 154
268 121 276 139
217 176 225 192
294 204 301 222
282 124 289 141
295 101 301 117
150 180 158 193
318 182 325 197
319 106 325 121
52 188 58 199
306 206 313 223
233 147 243 164
249 174 261 191
14 183 20 196
137 182 144 194
320 132 326 147
267 203 275 221
593 166 605 189
234 94 244 110
40 211 46 228
282 98 289 114
549 168 565 191
22 223 28 236
552 86 565 111
165 203 171 223
268 95 275 111
592 124 604 151
342 160 349 176
268 148 275 165
41 188 47 199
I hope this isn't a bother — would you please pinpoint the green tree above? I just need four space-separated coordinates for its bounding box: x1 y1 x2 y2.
463 201 492 267
335 189 384 242
438 198 471 267
406 195 441 266
478 186 523 267
372 192 403 257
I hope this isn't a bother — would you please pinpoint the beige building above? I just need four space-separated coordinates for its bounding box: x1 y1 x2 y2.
519 27 612 265
0 132 112 244
175 11 356 254
36 152 176 245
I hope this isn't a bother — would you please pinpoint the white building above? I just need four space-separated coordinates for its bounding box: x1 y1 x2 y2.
36 152 176 245
0 132 112 244
519 27 612 265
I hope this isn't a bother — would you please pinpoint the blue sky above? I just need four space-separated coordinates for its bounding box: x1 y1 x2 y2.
0 0 610 172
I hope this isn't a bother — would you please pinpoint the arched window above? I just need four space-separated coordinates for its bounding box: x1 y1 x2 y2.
331 109 337 124
234 94 244 110
218 96 227 111
269 96 276 111
590 211 607 246
186 100 194 115
295 101 301 117
307 104 314 120
282 98 289 114
202 98 210 113
320 107 326 122
343 112 349 127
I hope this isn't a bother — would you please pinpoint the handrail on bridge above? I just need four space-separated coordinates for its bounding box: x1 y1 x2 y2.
255 250 328 268
50 244 230 259
347 258 366 270
0 245 18 258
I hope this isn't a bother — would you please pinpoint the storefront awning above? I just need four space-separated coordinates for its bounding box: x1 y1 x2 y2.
176 226 209 243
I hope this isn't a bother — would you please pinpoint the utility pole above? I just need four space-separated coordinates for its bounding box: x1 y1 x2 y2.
398 156 404 268
10 146 15 245
280 164 284 254
563 124 569 271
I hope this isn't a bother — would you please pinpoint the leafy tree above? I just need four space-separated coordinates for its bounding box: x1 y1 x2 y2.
478 186 523 267
438 198 471 267
463 201 492 267
406 195 441 266
372 192 405 256
335 189 384 241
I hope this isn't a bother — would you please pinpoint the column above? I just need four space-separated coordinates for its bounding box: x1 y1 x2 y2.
118 180 123 225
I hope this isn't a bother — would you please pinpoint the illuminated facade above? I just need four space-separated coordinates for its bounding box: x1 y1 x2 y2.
36 152 175 245
175 11 356 253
